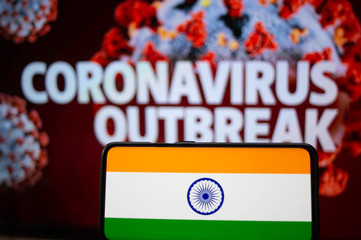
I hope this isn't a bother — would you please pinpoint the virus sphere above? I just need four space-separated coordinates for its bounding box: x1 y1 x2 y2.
92 0 361 197
0 93 49 190
0 0 58 43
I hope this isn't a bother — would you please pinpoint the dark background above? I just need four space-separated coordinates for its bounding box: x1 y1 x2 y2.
1 1 361 239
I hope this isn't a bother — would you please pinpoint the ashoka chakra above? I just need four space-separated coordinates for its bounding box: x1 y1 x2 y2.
187 178 224 215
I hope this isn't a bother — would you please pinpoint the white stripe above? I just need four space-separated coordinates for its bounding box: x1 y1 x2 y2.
105 172 312 221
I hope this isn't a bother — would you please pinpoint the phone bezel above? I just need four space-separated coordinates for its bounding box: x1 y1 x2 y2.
99 142 319 240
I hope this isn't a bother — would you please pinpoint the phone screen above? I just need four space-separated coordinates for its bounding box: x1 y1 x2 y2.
100 143 318 240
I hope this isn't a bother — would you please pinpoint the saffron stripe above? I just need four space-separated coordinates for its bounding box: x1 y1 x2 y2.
106 147 311 174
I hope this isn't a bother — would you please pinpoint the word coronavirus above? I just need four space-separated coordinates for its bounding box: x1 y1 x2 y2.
21 60 339 154
0 93 49 190
0 0 58 43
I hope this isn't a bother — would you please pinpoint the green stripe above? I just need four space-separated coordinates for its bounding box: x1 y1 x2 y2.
104 218 311 240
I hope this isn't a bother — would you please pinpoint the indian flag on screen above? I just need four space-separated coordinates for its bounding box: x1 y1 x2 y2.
104 147 312 240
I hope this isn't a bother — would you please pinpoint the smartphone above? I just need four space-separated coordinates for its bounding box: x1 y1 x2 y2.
99 143 318 240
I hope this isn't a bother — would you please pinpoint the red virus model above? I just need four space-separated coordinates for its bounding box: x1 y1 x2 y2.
0 0 58 43
0 93 49 190
92 0 361 197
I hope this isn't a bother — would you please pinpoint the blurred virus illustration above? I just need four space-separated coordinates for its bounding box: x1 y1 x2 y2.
0 93 49 190
0 0 57 43
92 0 361 197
